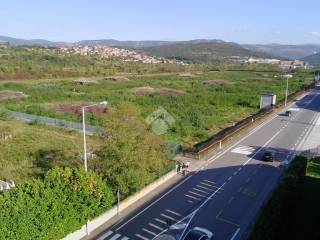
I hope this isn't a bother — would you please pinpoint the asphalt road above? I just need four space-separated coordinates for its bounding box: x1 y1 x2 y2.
94 86 320 240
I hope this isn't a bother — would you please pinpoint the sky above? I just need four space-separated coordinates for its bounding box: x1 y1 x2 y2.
0 0 319 44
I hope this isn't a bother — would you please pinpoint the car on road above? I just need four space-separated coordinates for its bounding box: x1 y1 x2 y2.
261 151 276 162
284 110 292 116
182 227 213 240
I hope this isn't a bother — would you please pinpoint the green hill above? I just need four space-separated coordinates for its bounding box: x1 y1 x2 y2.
302 53 320 65
138 40 276 63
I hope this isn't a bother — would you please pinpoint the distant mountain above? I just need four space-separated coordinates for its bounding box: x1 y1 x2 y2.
243 44 320 60
0 35 67 47
75 39 173 48
137 40 276 63
301 53 320 65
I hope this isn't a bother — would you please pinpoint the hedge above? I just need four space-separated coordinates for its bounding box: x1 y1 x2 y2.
0 167 115 240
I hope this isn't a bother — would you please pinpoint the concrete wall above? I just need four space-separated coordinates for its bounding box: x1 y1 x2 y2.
62 170 176 240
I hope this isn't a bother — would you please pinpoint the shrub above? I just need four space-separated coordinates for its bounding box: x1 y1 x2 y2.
0 167 115 240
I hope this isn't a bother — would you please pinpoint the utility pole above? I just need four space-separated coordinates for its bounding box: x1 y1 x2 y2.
82 107 88 172
285 75 289 106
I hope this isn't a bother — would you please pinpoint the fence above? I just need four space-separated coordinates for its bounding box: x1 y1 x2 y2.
8 111 106 136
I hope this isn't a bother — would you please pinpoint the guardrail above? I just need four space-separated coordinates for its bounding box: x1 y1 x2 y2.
184 83 315 160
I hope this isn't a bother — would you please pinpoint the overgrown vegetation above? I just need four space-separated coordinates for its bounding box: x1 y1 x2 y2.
0 167 115 240
250 156 320 240
0 70 313 145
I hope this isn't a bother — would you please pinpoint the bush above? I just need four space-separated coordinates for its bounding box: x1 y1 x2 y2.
0 167 115 240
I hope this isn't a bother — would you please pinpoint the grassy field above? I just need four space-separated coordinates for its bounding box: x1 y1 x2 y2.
0 70 314 145
0 70 314 191
0 118 103 183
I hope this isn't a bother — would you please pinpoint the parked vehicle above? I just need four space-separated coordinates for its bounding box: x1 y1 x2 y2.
182 227 213 240
261 151 276 162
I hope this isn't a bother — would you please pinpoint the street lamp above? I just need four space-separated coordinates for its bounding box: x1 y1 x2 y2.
82 101 108 172
283 74 292 106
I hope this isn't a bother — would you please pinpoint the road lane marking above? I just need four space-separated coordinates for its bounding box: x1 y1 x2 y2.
148 223 163 231
160 213 177 221
135 233 149 240
230 228 241 240
97 230 113 240
165 209 182 216
231 145 256 155
154 218 166 224
184 194 201 201
109 234 121 240
192 187 210 194
142 228 157 236
199 181 216 188
115 174 193 231
203 179 216 184
188 190 206 198
315 114 320 126
196 184 214 192
121 237 129 240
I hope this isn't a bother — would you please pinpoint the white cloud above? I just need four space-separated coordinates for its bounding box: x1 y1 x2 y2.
311 31 320 36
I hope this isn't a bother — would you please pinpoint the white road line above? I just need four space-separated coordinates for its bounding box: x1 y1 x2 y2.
109 234 121 240
165 209 182 216
203 179 216 184
196 184 214 192
154 218 166 225
121 237 129 240
115 174 193 231
184 194 201 201
192 187 210 195
188 191 206 198
135 233 149 240
97 230 113 240
160 213 177 221
142 228 157 236
230 228 241 240
316 114 320 126
148 223 163 231
200 181 215 187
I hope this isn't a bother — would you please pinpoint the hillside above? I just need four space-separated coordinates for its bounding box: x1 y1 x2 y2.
301 53 320 65
0 35 67 47
243 44 320 60
138 41 276 63
75 39 172 48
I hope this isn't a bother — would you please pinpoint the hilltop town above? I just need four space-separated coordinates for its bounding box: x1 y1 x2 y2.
58 46 186 65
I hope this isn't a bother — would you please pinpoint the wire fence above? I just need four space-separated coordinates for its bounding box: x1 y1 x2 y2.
8 111 106 136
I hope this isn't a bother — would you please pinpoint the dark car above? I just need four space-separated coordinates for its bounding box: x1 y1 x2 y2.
262 151 276 162
284 110 291 116
183 227 213 240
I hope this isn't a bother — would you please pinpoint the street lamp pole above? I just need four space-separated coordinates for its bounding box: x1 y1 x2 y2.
285 75 289 106
82 101 108 172
82 107 88 172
